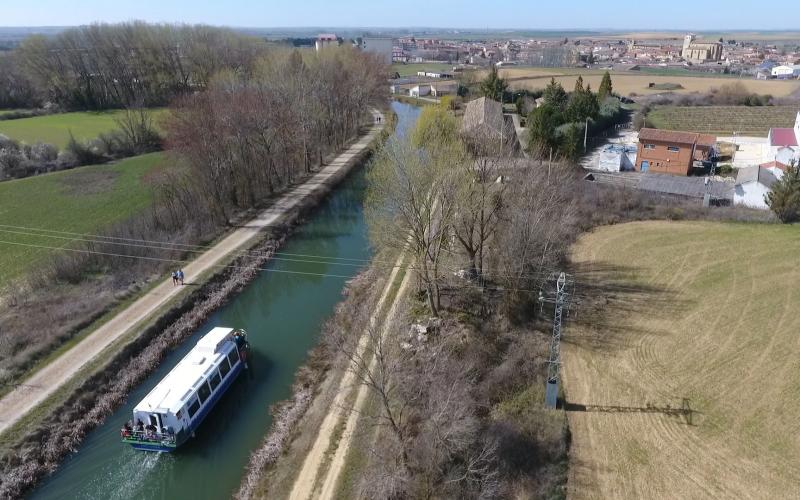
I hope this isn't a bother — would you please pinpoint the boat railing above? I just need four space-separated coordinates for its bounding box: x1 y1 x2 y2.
122 428 177 444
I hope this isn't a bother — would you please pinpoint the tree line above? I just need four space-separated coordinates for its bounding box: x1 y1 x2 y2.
1 22 267 110
164 46 387 225
527 71 625 160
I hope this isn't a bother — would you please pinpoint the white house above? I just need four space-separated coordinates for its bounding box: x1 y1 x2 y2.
771 65 800 79
431 83 457 97
766 112 800 164
734 166 779 209
409 84 431 97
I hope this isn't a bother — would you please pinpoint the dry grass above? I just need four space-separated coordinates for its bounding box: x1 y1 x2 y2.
498 68 800 97
563 220 800 499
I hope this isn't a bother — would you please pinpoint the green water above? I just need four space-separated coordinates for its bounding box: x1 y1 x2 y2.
29 101 420 500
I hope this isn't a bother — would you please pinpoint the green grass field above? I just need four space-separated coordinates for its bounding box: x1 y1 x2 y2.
0 109 166 148
566 221 800 499
0 152 165 287
647 105 799 136
391 63 455 77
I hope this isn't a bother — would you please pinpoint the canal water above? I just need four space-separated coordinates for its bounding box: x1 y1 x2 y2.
29 101 420 500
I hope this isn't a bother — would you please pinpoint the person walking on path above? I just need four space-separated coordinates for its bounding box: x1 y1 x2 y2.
178 269 185 286
171 271 178 286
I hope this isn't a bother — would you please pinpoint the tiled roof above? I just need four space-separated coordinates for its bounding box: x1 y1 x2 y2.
462 97 505 135
638 128 716 147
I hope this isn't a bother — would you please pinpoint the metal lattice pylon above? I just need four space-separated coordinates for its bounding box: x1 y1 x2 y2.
544 272 568 408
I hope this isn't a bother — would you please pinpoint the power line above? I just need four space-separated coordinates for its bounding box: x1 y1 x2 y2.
0 238 354 280
0 224 561 284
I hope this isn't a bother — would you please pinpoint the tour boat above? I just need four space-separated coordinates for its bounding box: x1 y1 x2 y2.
121 327 250 452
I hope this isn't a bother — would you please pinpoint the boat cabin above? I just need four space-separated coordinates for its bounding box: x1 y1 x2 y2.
123 327 247 451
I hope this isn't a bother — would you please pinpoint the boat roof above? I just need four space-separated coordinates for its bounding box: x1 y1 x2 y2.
134 327 236 415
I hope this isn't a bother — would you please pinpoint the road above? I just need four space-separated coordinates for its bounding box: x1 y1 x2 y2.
0 111 384 436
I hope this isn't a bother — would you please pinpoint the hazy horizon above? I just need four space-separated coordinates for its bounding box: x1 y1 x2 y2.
3 0 800 31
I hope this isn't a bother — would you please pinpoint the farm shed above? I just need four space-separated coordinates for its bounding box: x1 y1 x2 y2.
734 166 779 210
409 85 431 97
638 173 733 202
597 144 637 172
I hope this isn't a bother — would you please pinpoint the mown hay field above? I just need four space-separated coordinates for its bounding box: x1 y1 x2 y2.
564 221 800 499
648 105 799 136
498 68 800 98
0 152 165 287
0 109 166 148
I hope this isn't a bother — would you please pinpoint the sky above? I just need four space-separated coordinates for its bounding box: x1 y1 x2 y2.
1 0 797 31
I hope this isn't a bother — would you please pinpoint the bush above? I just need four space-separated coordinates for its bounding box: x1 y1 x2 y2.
65 133 104 166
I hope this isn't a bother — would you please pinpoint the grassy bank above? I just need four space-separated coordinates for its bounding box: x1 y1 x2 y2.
0 152 166 287
0 109 166 147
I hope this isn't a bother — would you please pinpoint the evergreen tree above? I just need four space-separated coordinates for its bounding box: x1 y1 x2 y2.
598 71 613 100
766 161 800 223
574 75 584 93
542 77 568 111
526 104 563 155
479 65 508 102
566 82 599 122
560 123 583 161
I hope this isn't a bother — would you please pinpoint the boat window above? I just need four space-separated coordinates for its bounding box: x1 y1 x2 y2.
197 381 211 404
209 371 221 391
187 397 200 418
227 348 239 367
219 357 231 378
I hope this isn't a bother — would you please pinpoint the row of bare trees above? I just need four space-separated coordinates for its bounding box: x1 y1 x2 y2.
10 22 266 109
164 46 387 225
367 103 576 317
341 101 578 497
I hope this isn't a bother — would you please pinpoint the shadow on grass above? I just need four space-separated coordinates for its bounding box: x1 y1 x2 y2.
562 261 687 355
564 397 699 426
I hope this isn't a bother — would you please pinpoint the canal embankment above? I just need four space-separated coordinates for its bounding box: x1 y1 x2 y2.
0 110 386 499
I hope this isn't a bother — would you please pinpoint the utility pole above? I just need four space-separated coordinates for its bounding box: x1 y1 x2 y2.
584 116 589 152
541 272 570 409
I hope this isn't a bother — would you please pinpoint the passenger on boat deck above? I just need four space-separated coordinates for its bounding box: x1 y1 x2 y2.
135 419 144 432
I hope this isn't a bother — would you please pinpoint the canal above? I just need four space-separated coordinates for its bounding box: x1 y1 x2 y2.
29 101 421 500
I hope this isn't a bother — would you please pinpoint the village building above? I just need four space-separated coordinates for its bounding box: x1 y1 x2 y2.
681 35 723 63
636 128 716 176
771 65 800 79
461 97 519 153
315 34 338 52
767 112 800 164
360 37 393 64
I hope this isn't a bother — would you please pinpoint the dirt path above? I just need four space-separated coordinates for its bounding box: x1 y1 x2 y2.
288 248 410 500
0 111 384 436
317 269 412 500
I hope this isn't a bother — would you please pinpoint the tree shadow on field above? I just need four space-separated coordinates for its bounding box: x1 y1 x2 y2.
563 261 687 355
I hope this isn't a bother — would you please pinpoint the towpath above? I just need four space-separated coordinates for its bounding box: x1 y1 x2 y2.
0 110 384 435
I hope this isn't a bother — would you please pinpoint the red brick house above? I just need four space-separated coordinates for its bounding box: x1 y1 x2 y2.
636 128 716 176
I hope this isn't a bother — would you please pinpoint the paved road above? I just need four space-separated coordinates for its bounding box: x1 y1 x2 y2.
0 111 384 435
